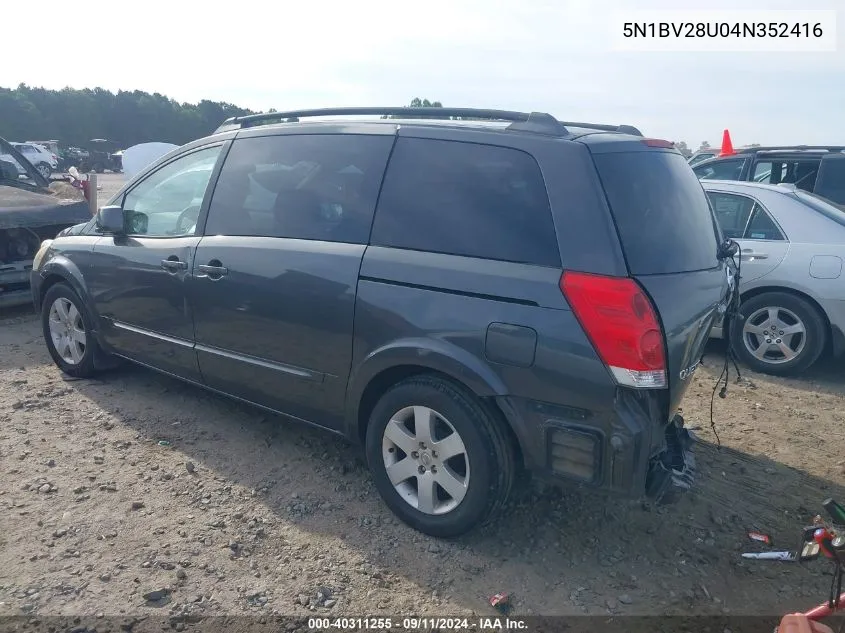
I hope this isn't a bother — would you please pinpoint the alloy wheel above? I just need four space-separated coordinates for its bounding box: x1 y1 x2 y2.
381 405 470 515
742 306 806 365
48 297 87 365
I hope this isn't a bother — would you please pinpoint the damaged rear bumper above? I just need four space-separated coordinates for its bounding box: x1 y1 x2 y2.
645 414 697 504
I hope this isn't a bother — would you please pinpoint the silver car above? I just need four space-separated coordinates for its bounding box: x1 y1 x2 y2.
702 180 845 376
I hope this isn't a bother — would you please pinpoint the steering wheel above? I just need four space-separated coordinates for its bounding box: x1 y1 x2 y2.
175 205 201 235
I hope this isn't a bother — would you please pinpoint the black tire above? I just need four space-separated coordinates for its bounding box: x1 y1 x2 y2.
36 162 52 179
365 375 516 538
41 283 100 378
93 163 105 174
730 291 826 376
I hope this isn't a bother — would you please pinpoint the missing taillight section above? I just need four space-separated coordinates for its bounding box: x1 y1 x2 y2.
559 271 667 389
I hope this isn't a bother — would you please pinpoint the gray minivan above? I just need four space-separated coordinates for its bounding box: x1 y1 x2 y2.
30 107 734 537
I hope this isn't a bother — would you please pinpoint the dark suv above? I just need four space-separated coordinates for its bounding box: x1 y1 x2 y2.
30 107 733 537
693 146 845 205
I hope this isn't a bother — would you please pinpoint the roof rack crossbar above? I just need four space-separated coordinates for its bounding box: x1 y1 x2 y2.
558 121 643 137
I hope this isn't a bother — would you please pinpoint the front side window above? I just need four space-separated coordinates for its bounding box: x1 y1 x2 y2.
204 134 393 244
370 137 560 266
123 145 222 237
693 158 747 181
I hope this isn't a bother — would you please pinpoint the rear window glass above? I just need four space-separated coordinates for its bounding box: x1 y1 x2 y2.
794 190 845 228
371 138 560 267
593 150 720 275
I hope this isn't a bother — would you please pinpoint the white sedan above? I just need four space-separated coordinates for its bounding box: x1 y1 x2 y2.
702 180 845 376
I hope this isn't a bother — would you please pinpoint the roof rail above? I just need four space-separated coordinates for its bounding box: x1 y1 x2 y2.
738 145 845 153
214 107 575 136
558 121 644 137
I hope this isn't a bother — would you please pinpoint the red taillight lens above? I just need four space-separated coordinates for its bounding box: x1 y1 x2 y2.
560 271 666 388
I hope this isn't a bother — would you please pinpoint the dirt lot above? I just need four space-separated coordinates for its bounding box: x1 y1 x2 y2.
1 241 844 624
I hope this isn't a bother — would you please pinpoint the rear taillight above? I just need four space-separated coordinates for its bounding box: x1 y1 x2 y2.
560 271 666 389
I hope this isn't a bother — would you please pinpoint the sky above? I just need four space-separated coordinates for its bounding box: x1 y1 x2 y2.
4 0 843 147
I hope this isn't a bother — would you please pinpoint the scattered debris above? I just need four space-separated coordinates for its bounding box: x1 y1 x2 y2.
741 551 797 561
142 588 171 604
490 592 511 614
748 531 772 545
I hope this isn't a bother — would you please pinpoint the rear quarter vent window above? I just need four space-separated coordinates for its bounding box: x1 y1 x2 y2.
371 137 561 267
593 150 720 275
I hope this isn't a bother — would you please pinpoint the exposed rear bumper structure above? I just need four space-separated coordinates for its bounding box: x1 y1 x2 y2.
645 414 697 504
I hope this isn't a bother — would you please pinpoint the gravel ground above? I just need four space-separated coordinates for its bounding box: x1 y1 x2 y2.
1 186 844 623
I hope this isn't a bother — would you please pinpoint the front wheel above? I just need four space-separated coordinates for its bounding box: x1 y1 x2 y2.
36 163 52 179
365 375 516 538
42 283 99 378
730 291 826 376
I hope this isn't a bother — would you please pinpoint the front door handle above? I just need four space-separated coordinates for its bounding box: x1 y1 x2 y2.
161 258 188 272
197 261 229 280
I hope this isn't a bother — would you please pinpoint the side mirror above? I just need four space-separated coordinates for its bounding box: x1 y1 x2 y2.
96 205 125 235
718 239 739 260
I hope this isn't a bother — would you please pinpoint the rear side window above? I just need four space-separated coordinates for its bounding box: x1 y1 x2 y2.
593 150 719 275
371 138 560 267
752 159 820 192
745 205 785 240
205 134 393 244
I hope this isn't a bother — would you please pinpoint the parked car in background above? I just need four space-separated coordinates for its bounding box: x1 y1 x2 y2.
77 139 123 174
694 146 845 205
702 179 845 376
1 137 91 308
30 106 734 537
688 148 719 166
28 140 61 157
11 142 58 179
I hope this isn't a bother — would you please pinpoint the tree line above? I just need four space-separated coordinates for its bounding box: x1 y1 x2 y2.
0 84 255 149
1 85 755 155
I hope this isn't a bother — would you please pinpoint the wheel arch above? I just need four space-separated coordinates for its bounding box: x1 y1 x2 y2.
39 258 91 308
345 341 523 469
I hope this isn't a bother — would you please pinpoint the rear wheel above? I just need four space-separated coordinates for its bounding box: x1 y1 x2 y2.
93 163 105 174
731 291 826 376
365 375 515 538
42 283 99 378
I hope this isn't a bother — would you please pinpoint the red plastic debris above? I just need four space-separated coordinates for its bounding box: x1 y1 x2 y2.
489 593 511 614
748 531 772 545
